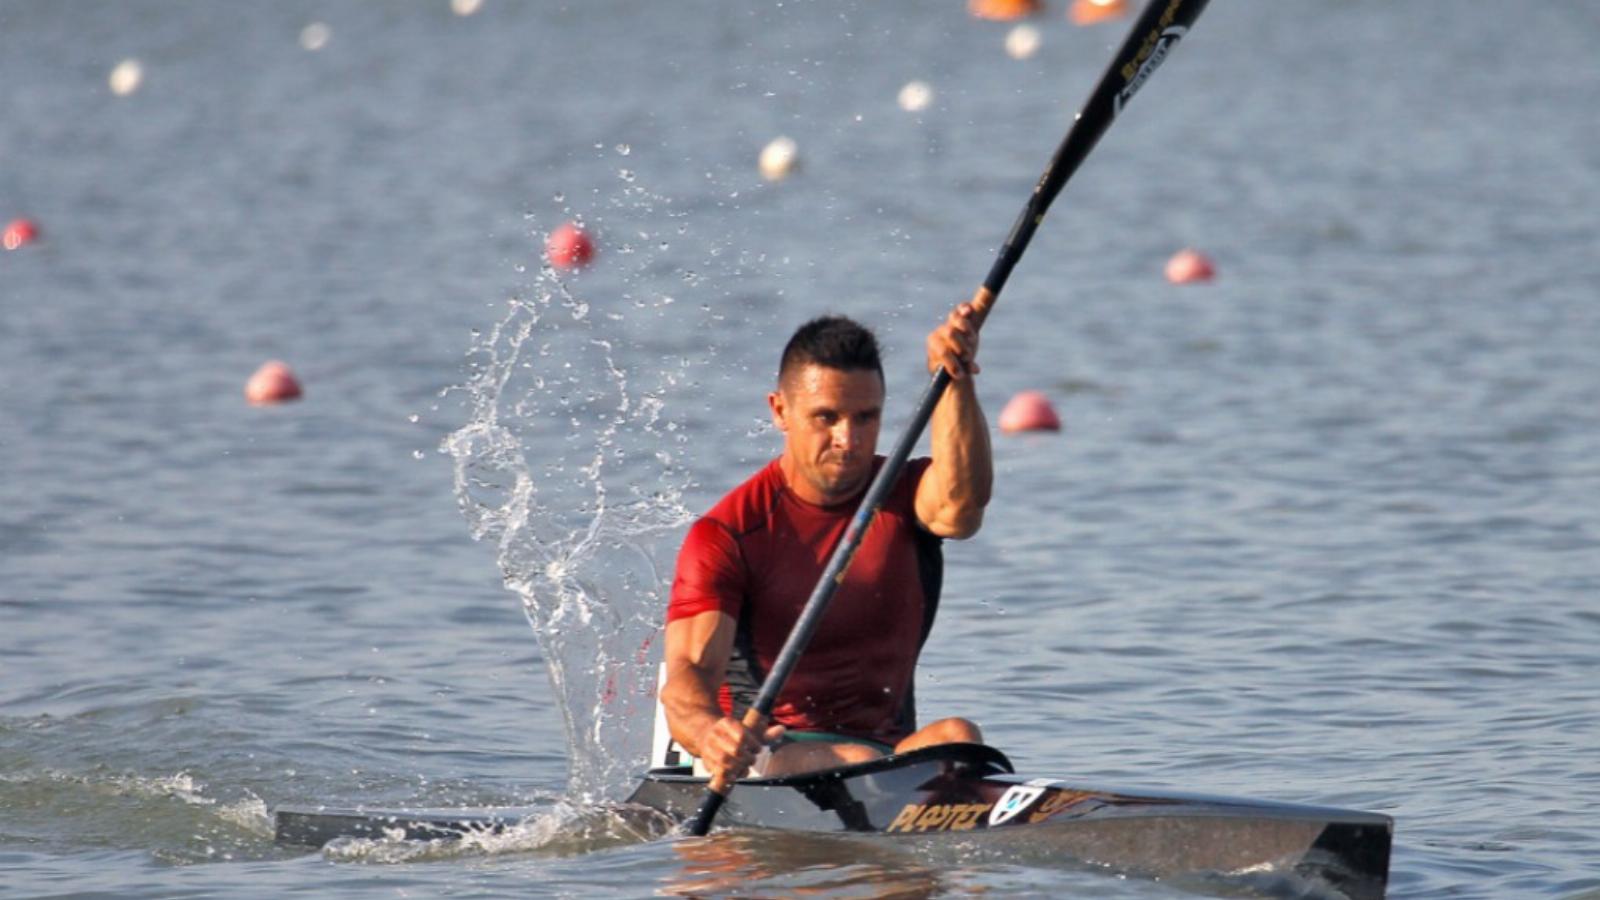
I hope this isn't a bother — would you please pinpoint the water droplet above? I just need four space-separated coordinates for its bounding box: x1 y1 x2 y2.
413 450 426 460
615 143 631 156
553 191 565 203
407 413 420 424
618 169 635 182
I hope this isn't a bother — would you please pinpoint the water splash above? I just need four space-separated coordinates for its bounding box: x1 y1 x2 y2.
319 800 675 863
444 185 719 802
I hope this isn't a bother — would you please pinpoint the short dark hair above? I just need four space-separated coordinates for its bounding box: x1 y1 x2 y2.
778 315 884 386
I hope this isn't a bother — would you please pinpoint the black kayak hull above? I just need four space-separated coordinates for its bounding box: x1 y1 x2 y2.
274 744 1390 898
625 744 1390 898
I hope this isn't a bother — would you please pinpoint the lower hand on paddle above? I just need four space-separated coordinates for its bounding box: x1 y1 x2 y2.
698 716 785 783
927 300 984 380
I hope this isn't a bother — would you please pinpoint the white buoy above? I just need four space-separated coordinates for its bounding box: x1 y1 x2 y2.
897 80 933 113
109 59 144 96
1005 24 1042 60
451 0 484 16
759 136 799 182
299 22 331 51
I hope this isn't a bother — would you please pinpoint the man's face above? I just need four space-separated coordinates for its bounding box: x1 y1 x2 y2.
769 363 885 505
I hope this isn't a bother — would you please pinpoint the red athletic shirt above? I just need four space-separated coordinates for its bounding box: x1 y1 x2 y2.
668 456 941 745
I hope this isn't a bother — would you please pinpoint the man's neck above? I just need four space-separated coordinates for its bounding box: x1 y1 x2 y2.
777 454 870 508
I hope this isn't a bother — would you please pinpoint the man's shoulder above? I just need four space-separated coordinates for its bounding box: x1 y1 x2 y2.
700 458 784 537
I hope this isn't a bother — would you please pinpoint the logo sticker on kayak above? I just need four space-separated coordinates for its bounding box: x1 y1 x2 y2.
886 801 993 833
988 778 1055 826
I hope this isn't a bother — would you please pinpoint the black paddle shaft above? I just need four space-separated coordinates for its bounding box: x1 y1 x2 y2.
688 0 1211 837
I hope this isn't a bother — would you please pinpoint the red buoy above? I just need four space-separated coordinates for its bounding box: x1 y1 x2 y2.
545 222 596 270
969 0 1041 21
998 390 1061 434
245 360 304 406
3 218 39 251
1165 248 1216 284
1069 0 1127 26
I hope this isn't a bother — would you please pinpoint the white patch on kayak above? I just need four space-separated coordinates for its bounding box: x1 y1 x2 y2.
988 778 1055 826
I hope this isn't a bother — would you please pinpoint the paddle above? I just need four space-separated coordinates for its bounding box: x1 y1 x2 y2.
687 0 1212 837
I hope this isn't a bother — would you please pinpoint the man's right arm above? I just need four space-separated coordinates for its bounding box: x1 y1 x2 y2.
662 609 782 779
662 609 737 757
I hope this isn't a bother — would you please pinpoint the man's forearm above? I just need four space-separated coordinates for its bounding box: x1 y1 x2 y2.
928 376 993 535
662 663 727 758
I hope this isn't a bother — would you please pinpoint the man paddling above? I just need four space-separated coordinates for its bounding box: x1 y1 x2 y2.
661 303 992 781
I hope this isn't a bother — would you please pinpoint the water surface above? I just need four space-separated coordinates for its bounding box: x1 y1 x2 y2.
3 2 1599 897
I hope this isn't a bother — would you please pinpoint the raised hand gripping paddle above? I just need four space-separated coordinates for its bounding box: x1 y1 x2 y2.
688 0 1212 837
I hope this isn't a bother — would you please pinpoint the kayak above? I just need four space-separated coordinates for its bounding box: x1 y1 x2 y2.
274 743 1391 898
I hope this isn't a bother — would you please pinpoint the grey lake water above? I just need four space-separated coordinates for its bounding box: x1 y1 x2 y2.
3 1 1598 897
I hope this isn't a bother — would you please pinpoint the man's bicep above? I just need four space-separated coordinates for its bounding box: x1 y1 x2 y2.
913 470 946 534
665 611 737 679
910 458 959 537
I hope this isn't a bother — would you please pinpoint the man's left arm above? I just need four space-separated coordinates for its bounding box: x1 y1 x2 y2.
914 298 994 539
